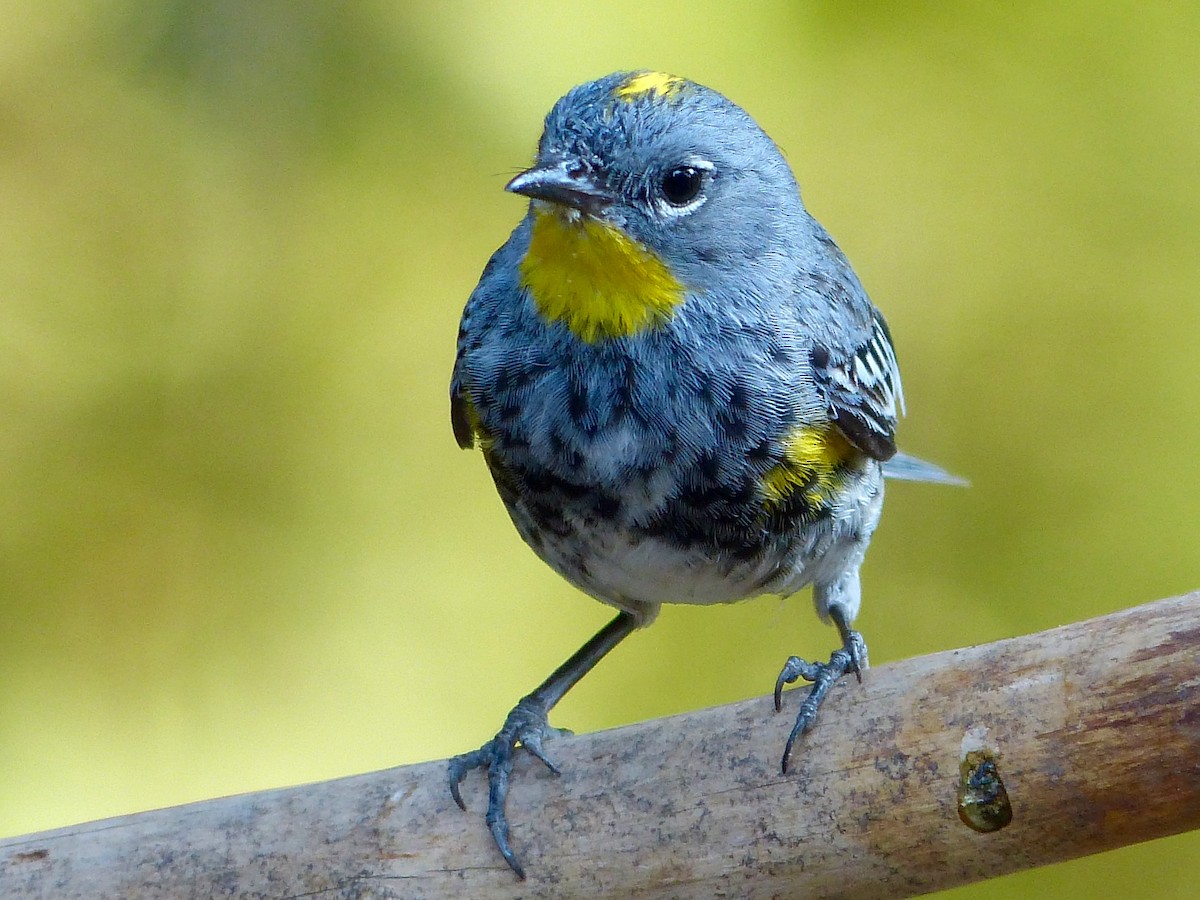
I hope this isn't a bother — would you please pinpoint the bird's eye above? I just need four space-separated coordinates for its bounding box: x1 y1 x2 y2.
660 166 703 206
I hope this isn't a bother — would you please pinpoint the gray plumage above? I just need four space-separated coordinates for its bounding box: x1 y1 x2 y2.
448 71 959 878
452 71 927 623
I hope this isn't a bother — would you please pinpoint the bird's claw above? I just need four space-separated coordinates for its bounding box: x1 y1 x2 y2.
774 629 868 774
447 695 565 879
844 629 868 681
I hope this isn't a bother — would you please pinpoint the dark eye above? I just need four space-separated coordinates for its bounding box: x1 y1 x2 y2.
660 166 703 206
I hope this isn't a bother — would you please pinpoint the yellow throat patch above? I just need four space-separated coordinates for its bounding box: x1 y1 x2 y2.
519 207 686 342
762 425 857 508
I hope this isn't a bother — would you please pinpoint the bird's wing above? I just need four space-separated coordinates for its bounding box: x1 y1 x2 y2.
811 309 904 461
449 336 478 450
450 385 476 450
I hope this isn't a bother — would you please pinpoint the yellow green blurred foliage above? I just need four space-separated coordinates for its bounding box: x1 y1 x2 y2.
2 3 1198 896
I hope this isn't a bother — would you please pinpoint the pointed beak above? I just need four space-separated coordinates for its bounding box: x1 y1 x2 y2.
505 160 612 215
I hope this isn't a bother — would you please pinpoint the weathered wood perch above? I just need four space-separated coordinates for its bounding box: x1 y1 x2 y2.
1 593 1197 899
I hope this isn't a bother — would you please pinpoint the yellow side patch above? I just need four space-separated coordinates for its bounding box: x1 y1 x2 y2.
762 425 857 507
614 71 687 101
520 208 685 342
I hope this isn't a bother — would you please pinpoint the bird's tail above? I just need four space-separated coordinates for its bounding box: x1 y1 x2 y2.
883 451 968 487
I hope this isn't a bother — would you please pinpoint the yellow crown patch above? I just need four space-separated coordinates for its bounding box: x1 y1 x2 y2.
614 71 687 102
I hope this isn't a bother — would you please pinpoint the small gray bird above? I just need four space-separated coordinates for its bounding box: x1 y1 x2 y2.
448 70 960 878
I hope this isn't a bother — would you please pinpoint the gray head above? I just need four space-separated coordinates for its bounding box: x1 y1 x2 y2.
507 72 809 289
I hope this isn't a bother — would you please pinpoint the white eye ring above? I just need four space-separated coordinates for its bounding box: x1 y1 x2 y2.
654 158 713 219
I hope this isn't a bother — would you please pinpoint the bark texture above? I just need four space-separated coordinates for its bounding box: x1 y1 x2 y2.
2 593 1198 899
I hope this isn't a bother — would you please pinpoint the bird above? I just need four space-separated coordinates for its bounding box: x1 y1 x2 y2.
447 70 961 878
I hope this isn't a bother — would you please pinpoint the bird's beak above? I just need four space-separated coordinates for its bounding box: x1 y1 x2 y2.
505 161 612 215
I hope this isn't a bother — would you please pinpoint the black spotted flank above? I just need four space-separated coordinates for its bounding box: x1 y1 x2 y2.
717 380 751 442
593 493 622 519
567 379 591 430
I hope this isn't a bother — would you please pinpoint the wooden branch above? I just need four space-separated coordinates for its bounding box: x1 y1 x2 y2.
2 593 1198 899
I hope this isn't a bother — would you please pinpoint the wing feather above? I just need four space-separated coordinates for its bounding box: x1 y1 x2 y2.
811 310 903 461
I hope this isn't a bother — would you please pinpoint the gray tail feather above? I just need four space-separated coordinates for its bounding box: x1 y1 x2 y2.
883 451 969 486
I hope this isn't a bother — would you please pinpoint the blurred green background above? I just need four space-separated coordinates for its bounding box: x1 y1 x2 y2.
2 2 1198 896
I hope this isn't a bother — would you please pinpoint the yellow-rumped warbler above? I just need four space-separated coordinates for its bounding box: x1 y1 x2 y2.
448 71 961 877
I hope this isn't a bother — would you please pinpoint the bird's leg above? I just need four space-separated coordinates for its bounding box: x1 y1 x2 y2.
773 604 867 774
448 610 637 879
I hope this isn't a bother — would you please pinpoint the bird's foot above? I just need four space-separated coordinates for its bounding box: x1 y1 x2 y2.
773 630 868 774
448 695 569 879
